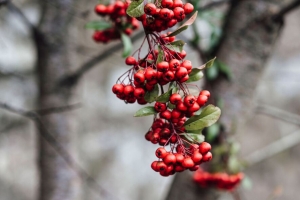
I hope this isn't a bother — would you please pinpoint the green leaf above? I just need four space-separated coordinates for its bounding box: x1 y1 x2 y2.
85 21 112 30
186 68 204 83
126 0 144 18
144 84 159 103
156 89 172 103
167 11 198 37
206 123 220 142
184 104 221 131
165 40 185 53
134 106 156 117
121 33 132 58
181 133 205 143
199 57 216 70
156 46 164 64
167 103 176 109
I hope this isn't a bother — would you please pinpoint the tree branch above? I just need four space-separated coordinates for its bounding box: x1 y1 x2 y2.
0 102 118 200
59 31 145 87
273 0 300 21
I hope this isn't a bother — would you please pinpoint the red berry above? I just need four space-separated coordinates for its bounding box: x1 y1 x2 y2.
151 161 159 172
169 59 181 71
197 95 208 106
157 61 169 72
123 85 135 97
199 142 211 155
155 147 168 158
159 8 172 20
173 7 185 21
163 70 175 82
145 67 157 81
173 0 183 8
200 90 211 98
182 157 195 168
160 110 172 120
179 74 189 83
174 153 184 164
176 102 188 112
188 102 200 112
175 67 188 80
191 152 203 164
145 131 152 141
163 154 176 165
184 3 194 14
112 84 124 95
156 161 167 172
95 4 107 15
161 0 173 8
202 152 212 162
154 102 167 112
184 95 196 107
169 93 182 105
134 72 145 83
144 3 157 15
181 60 192 71
176 144 185 153
134 88 145 99
125 56 137 65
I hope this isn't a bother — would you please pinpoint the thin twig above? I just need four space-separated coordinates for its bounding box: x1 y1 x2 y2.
59 31 145 87
256 104 300 126
245 129 300 166
272 0 300 21
0 102 118 200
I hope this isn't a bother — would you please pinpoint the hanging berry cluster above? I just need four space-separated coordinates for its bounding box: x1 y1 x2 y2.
112 0 221 177
92 0 140 43
194 168 244 191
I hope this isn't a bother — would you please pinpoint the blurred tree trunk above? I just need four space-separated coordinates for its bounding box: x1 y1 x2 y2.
166 1 283 199
36 1 79 200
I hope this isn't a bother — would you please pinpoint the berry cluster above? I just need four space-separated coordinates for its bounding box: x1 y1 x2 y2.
93 0 139 43
193 168 244 191
140 0 194 32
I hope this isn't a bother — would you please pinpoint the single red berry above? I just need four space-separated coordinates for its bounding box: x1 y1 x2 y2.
123 85 135 97
200 90 211 98
199 142 211 155
94 4 107 15
189 144 199 152
126 96 136 104
134 72 145 83
145 131 153 141
144 3 157 15
156 161 167 172
173 7 185 21
171 109 182 119
159 128 171 137
151 161 159 172
173 0 183 8
106 5 114 14
179 74 189 83
151 132 160 144
174 153 184 164
176 144 185 153
114 1 125 10
161 0 173 8
184 95 196 107
184 3 194 14
160 110 172 120
175 67 188 80
169 93 182 105
134 88 145 99
112 84 124 95
157 61 169 72
165 165 174 174
154 102 167 112
170 135 178 143
176 102 188 112
169 59 181 71
182 157 195 168
188 102 200 112
191 152 203 164
163 70 175 82
197 95 208 106
145 67 157 81
155 147 168 158
125 56 137 65
167 18 178 28
202 152 212 162
175 50 187 60
163 154 176 165
159 8 172 20
181 60 192 71
175 165 185 172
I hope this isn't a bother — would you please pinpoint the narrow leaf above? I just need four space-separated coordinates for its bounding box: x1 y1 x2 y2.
121 33 132 58
198 57 216 70
134 106 156 117
156 89 172 103
156 46 164 64
167 11 198 37
186 68 204 83
144 84 159 103
126 0 145 18
184 104 221 131
165 40 185 53
85 21 112 30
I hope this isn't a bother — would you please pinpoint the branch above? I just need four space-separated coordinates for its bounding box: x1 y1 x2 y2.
59 31 145 87
256 104 300 126
273 0 300 21
0 102 118 200
245 129 300 166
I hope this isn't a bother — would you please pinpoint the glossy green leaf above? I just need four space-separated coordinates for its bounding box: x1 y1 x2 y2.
167 11 198 37
186 68 204 83
181 132 205 143
184 104 221 131
165 40 185 53
167 103 176 109
156 89 172 103
121 33 132 58
126 0 144 17
134 106 156 117
85 21 112 30
199 57 216 70
144 84 159 103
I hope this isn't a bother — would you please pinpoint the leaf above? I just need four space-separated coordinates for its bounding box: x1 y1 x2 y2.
167 103 176 109
165 40 185 53
198 57 216 70
184 104 221 131
85 21 112 30
186 68 204 83
156 89 172 103
126 0 145 18
206 123 220 142
167 11 198 37
218 61 232 80
181 133 205 143
134 106 156 117
156 46 164 64
121 33 132 58
144 84 159 103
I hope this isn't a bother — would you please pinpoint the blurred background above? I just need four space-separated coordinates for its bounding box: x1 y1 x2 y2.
0 0 299 200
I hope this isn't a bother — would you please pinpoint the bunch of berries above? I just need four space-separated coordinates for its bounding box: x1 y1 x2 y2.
93 0 139 43
140 0 194 32
193 168 244 191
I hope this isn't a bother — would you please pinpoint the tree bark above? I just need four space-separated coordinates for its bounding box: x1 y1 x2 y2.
36 1 79 200
166 1 283 199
